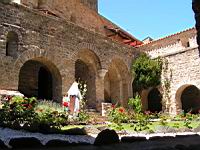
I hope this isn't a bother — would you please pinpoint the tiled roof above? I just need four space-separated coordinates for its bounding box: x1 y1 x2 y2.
138 27 196 47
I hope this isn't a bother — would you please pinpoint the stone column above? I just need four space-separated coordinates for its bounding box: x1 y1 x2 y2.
119 79 123 105
140 88 151 111
127 74 134 99
120 74 133 107
169 91 180 116
95 69 108 112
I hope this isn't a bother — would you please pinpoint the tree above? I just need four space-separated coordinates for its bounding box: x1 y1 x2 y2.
131 53 162 93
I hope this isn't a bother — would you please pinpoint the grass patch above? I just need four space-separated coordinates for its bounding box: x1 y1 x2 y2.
61 125 85 130
62 120 200 133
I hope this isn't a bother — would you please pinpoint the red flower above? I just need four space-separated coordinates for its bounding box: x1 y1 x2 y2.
38 109 43 112
119 108 124 113
63 102 69 107
7 96 12 101
22 104 29 107
112 104 115 109
28 104 32 109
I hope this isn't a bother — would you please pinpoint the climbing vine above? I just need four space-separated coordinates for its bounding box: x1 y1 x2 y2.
131 53 162 93
161 58 172 113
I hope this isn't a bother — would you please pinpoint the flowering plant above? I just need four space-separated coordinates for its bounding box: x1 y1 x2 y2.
77 80 90 123
108 106 128 124
0 96 37 125
0 96 68 131
62 101 69 107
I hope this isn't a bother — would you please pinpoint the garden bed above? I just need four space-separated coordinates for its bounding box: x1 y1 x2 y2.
2 95 200 149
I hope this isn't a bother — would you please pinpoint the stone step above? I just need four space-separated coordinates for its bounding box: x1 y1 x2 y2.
86 111 108 124
86 108 97 113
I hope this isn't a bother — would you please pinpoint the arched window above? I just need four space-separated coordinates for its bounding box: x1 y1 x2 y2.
6 31 18 58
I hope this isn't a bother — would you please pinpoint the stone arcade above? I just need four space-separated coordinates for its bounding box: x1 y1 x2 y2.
0 0 199 115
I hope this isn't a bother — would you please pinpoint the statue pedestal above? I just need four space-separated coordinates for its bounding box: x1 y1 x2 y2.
102 102 112 116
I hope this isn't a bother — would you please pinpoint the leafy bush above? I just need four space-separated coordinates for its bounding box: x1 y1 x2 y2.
128 94 142 113
77 111 90 123
0 96 37 125
34 100 68 128
108 106 129 131
128 95 152 131
77 80 90 123
0 96 68 131
183 113 193 129
131 53 162 92
35 110 68 129
172 122 180 129
35 100 64 114
108 106 128 124
158 113 171 127
131 113 151 131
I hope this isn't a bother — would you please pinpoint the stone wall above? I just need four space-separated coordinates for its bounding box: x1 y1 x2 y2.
0 2 137 110
19 0 109 34
80 0 98 12
139 28 200 115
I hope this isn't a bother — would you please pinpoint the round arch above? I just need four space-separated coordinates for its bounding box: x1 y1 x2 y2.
18 57 62 101
147 88 162 113
104 57 130 106
176 84 200 113
14 47 66 102
75 49 101 109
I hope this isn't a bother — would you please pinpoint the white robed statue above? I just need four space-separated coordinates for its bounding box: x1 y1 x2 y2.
67 81 82 115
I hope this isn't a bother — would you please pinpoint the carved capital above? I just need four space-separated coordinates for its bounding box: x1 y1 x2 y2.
98 69 108 78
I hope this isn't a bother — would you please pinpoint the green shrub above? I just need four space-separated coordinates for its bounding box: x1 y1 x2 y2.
77 80 90 123
131 113 151 132
183 113 193 129
131 53 162 92
77 111 90 123
32 100 68 129
34 100 64 114
128 94 142 114
35 110 68 129
0 96 37 125
108 106 129 131
158 114 171 126
108 107 128 124
172 122 180 129
0 96 68 131
128 95 152 131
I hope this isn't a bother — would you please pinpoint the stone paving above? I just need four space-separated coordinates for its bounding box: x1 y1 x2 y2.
2 127 200 149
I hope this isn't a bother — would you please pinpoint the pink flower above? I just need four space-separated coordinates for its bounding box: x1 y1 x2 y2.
144 111 150 115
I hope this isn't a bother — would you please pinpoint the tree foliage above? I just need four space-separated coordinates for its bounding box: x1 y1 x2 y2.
131 53 162 92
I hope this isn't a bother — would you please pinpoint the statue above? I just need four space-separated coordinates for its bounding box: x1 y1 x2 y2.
67 81 82 116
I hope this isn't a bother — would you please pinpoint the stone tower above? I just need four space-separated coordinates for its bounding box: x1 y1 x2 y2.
80 0 98 12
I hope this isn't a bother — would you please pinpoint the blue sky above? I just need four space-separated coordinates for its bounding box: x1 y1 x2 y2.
98 0 195 41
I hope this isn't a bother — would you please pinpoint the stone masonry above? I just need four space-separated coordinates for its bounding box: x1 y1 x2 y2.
139 28 199 115
0 0 199 115
0 1 138 111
